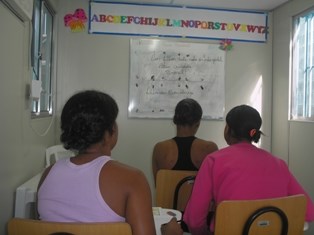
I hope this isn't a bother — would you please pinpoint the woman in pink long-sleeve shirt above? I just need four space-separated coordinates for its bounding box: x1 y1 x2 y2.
183 104 314 235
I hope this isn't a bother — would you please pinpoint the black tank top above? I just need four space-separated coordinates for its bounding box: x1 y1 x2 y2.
172 136 198 171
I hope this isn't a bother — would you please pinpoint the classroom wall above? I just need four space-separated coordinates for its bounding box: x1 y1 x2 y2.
54 0 273 201
3 0 313 234
272 0 314 234
0 2 56 234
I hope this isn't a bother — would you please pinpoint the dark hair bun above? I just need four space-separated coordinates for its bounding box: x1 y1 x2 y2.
173 98 202 126
226 105 262 143
60 90 118 152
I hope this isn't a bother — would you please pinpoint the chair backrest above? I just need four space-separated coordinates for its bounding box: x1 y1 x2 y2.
45 145 75 167
8 218 132 235
214 194 307 235
173 175 196 210
155 169 197 211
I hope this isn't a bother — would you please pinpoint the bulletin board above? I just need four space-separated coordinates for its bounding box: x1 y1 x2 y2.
128 39 225 119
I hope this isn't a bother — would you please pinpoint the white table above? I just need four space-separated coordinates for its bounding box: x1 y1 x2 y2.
14 171 43 218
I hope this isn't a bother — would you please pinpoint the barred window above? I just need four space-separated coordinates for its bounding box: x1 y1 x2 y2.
291 9 314 121
31 0 54 118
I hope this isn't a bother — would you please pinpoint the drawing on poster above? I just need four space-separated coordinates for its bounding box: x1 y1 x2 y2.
129 39 225 119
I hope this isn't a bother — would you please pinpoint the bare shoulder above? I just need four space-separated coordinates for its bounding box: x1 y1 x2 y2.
191 139 218 168
195 138 219 152
153 139 175 158
104 160 148 186
100 160 150 203
99 160 152 224
153 139 173 150
107 160 145 174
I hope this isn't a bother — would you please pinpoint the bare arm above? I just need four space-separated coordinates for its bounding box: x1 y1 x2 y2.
36 165 53 219
125 170 156 235
161 218 183 235
152 144 161 185
37 165 53 190
152 140 176 184
100 161 156 235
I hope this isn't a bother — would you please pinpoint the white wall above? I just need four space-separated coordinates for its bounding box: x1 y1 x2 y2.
0 2 56 234
54 0 273 201
272 0 314 234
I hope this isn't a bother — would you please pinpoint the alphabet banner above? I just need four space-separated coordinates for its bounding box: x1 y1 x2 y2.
89 1 268 42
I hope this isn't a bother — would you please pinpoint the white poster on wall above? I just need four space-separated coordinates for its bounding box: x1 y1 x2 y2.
128 39 225 119
89 2 268 42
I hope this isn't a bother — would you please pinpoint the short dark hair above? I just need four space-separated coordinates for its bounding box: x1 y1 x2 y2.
60 90 119 152
226 105 262 143
173 98 203 126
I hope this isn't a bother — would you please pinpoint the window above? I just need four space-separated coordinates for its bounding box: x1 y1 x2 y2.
31 0 54 118
291 9 314 121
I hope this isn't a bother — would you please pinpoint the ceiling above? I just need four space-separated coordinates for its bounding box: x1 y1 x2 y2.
103 0 290 11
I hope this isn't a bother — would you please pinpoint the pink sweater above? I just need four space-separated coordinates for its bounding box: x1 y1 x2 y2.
38 156 125 223
183 142 314 235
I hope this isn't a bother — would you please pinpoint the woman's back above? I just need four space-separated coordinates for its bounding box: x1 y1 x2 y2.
152 137 218 182
208 143 292 202
152 98 218 182
183 105 314 235
38 156 125 222
38 155 156 235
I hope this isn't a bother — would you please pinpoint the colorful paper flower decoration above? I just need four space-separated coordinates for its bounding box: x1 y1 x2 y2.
219 39 233 51
64 8 87 32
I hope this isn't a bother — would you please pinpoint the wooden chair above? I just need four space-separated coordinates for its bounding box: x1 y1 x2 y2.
214 194 307 235
173 175 196 210
8 218 132 235
155 169 197 211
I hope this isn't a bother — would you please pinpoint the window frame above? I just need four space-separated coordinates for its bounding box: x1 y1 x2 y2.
31 0 55 118
290 8 314 122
